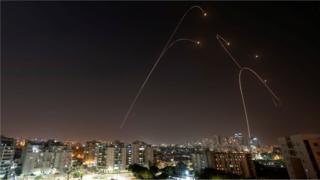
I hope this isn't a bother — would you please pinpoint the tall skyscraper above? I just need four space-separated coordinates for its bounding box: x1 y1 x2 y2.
278 134 320 179
234 133 244 146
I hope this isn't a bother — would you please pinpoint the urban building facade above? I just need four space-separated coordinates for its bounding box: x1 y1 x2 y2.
278 134 320 179
21 140 72 176
105 142 127 172
0 136 16 179
190 149 256 178
132 141 154 167
191 152 208 172
207 151 256 178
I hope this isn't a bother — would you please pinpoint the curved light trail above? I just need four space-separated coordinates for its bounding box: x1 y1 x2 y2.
120 39 200 129
239 67 281 145
120 6 206 129
216 34 242 69
217 34 281 146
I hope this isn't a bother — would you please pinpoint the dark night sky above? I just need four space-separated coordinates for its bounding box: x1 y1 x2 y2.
2 1 320 145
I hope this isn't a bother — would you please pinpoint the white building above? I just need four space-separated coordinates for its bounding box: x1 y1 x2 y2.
21 141 72 176
21 144 44 175
278 134 320 179
0 136 16 179
105 142 127 172
106 146 115 172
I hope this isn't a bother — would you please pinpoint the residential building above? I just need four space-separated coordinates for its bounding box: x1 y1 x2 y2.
191 152 208 172
21 140 72 176
132 141 154 167
0 136 16 179
278 134 320 179
95 143 106 169
105 141 127 172
207 151 256 178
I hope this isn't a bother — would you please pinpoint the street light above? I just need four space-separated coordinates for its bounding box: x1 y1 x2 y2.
120 6 206 129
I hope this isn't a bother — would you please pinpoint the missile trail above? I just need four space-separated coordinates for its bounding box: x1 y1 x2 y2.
217 34 281 146
216 34 242 69
120 39 200 129
239 67 281 142
120 6 206 129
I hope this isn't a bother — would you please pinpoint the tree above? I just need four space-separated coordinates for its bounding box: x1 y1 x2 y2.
149 165 159 175
175 162 188 177
128 164 154 179
161 166 175 177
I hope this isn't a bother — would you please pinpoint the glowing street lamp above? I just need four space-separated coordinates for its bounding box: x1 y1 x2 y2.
120 6 206 129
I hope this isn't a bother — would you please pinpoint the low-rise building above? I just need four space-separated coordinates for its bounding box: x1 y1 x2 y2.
21 140 72 176
207 151 256 178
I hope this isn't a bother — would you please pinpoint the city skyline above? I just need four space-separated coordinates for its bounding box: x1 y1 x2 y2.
2 2 320 145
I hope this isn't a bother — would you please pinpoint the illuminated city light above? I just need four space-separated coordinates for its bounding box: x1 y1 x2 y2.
1 3 317 180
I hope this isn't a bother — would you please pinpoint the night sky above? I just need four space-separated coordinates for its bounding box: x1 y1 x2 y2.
2 2 320 145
